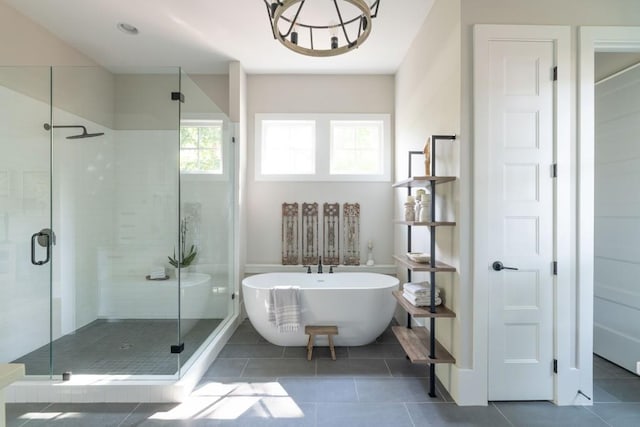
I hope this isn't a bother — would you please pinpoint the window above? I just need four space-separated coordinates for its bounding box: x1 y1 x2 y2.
330 120 384 175
180 119 223 174
255 113 390 181
260 120 315 175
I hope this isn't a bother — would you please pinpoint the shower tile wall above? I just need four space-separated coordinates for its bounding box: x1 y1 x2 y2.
52 108 115 335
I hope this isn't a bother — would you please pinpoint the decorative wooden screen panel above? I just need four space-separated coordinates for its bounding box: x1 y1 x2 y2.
323 203 340 265
301 202 319 265
281 202 299 265
343 202 360 265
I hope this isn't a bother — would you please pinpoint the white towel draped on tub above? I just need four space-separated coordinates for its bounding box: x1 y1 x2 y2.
267 286 301 332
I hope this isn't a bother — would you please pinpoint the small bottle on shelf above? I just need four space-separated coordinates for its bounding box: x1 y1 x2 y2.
420 196 431 222
404 202 415 222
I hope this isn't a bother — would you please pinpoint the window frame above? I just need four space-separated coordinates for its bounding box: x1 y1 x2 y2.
180 114 230 182
254 113 391 182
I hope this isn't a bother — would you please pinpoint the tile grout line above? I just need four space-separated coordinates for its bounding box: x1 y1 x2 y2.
583 404 614 427
492 402 516 427
383 358 392 377
238 358 250 378
117 402 141 427
314 401 318 427
403 402 418 427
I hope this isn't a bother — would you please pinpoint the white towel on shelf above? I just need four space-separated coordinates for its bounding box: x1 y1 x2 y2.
403 282 437 296
403 288 440 299
403 290 442 307
149 266 166 279
267 286 301 332
403 283 440 299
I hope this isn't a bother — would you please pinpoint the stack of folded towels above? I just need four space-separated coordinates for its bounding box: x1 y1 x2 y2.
403 282 442 307
148 265 166 280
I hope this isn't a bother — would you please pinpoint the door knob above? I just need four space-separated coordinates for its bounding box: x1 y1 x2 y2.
492 261 518 271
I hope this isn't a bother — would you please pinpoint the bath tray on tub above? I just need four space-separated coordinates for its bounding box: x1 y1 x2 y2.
145 275 169 281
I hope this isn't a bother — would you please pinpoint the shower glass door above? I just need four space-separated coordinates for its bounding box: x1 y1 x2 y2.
177 71 235 373
0 67 53 376
47 67 182 377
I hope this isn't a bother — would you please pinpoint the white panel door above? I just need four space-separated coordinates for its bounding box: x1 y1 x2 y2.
487 40 555 400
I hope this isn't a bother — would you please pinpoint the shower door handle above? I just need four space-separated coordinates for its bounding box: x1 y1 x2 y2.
31 230 51 266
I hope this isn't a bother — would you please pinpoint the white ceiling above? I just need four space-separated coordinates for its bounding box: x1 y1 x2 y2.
4 0 435 74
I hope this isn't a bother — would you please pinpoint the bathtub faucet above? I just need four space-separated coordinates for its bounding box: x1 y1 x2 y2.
317 257 323 274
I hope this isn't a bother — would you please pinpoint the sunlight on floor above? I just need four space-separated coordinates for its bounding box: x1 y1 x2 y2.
192 380 289 397
21 412 76 420
150 381 305 421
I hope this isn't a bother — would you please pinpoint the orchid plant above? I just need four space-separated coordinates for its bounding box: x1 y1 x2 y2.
168 217 197 268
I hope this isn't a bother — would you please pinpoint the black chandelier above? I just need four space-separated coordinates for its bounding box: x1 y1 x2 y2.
264 0 381 57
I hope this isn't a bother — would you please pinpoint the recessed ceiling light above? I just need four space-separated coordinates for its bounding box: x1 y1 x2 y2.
117 22 139 35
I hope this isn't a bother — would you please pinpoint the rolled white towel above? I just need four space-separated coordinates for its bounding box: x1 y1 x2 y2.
404 283 440 298
404 288 440 299
403 282 435 295
403 290 442 307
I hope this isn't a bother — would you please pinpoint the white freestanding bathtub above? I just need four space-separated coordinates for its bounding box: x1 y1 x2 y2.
242 272 399 346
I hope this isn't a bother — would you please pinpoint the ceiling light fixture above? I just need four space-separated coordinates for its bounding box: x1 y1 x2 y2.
264 0 380 57
117 22 139 35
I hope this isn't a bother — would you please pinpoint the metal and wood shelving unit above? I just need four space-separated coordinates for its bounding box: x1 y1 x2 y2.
392 134 456 398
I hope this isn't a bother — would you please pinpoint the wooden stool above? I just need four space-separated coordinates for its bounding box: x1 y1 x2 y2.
305 325 338 361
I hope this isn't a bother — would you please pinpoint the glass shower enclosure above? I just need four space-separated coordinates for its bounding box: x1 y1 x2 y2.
0 66 234 379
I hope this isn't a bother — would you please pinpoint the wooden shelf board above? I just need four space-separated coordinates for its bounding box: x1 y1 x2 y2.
393 255 456 272
392 326 455 364
393 176 456 188
392 290 456 318
393 220 456 227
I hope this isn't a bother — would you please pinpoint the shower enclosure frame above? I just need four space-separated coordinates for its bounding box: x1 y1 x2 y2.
0 65 236 387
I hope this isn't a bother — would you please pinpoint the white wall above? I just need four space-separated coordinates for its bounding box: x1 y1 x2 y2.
595 52 640 81
594 64 640 373
229 62 247 320
394 0 462 398
246 75 395 266
190 74 230 117
0 1 96 67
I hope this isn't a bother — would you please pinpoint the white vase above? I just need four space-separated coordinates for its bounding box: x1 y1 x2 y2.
174 267 191 279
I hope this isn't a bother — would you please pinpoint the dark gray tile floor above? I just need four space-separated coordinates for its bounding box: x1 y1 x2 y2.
12 318 222 375
6 321 640 426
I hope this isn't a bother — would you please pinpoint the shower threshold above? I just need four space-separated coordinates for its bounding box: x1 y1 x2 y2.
5 315 241 403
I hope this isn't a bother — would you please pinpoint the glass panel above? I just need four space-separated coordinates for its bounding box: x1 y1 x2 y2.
46 66 181 377
178 70 235 374
0 67 53 375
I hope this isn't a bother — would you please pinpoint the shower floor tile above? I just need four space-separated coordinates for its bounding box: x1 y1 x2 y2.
12 318 222 376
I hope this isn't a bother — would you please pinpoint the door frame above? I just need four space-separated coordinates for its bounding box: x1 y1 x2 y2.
473 25 572 404
578 24 640 402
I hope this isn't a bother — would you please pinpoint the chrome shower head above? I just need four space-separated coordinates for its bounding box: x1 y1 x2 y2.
43 123 104 139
